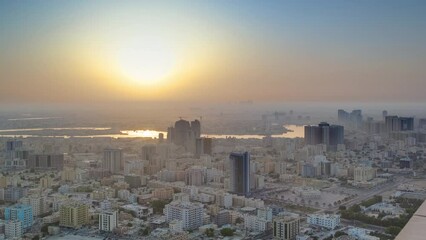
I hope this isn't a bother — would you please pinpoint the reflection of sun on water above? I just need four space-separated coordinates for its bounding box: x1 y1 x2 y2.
121 130 166 138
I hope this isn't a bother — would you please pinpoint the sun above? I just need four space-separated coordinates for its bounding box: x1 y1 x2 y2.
116 39 176 86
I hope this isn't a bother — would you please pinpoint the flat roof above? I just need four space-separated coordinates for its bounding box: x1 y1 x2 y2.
395 200 426 240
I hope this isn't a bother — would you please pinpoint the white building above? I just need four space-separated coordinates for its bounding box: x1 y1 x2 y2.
164 201 204 230
354 167 376 182
99 211 117 232
5 220 22 239
307 214 340 230
21 196 46 216
223 193 233 208
244 214 269 233
169 220 183 232
348 227 380 240
257 207 273 221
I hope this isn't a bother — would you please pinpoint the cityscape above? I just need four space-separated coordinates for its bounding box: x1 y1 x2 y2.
1 1 426 240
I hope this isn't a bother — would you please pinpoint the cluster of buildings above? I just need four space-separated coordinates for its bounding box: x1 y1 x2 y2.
0 109 425 239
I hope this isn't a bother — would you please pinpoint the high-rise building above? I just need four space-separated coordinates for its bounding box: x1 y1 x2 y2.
338 109 362 128
354 167 376 182
6 140 23 152
385 116 414 132
167 119 201 152
164 201 204 230
382 110 388 120
27 154 64 170
229 152 250 196
5 204 33 231
124 174 142 188
99 211 117 232
273 214 300 240
185 167 205 186
59 202 89 229
40 176 53 188
103 148 123 174
141 145 156 162
21 196 46 217
195 137 213 157
4 187 26 202
304 123 344 151
5 220 22 239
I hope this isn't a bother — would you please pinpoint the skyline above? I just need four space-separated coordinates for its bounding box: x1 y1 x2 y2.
1 0 426 103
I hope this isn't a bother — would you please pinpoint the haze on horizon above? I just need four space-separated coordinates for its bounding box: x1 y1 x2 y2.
1 0 426 104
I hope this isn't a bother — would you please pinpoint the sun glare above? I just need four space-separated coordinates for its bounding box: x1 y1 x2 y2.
117 39 176 86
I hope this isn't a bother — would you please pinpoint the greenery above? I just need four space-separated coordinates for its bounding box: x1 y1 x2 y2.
386 226 402 236
340 197 423 236
220 228 234 237
41 225 49 233
370 231 394 240
150 199 170 214
140 226 151 236
360 195 382 207
205 228 215 237
334 231 347 238
235 217 243 224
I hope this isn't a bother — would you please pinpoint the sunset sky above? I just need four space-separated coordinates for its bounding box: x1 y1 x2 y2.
1 0 426 104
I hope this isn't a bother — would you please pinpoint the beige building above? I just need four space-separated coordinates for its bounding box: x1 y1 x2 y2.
40 176 53 188
152 188 174 200
61 168 77 182
59 202 89 229
21 196 47 216
354 167 376 182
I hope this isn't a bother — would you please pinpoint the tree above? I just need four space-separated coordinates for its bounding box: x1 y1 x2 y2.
386 226 402 236
235 217 243 224
150 200 169 214
334 231 347 238
220 228 234 237
205 228 215 237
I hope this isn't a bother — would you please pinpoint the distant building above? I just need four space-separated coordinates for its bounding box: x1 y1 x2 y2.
40 176 53 188
229 152 250 196
103 148 123 174
400 158 413 169
354 167 376 182
99 211 117 232
304 123 344 151
185 167 205 186
307 214 340 230
167 119 201 152
273 214 300 240
27 154 64 170
385 116 414 132
4 187 26 202
141 144 156 162
338 109 362 128
59 202 89 229
5 204 33 231
124 174 142 188
195 137 213 157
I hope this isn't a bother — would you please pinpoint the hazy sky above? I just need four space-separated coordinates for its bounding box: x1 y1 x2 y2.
1 0 426 104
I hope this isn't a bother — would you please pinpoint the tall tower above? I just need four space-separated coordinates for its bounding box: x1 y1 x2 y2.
103 148 123 174
229 152 250 196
